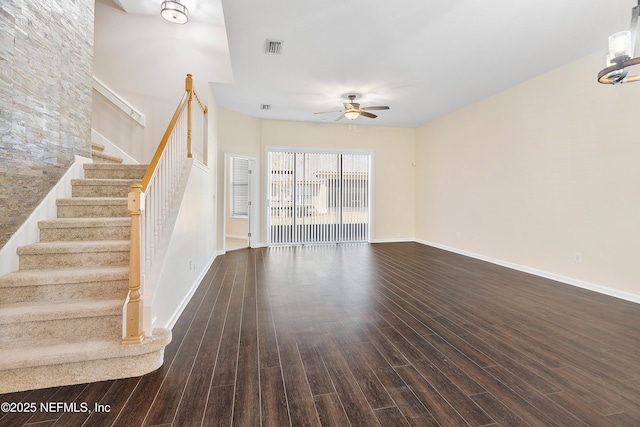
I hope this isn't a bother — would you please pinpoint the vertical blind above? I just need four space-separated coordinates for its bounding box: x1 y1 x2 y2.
230 157 249 217
267 150 370 245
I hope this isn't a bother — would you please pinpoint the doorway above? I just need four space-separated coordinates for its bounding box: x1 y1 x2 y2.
224 154 256 251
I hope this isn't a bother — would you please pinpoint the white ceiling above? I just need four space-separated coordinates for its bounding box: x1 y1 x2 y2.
112 0 636 128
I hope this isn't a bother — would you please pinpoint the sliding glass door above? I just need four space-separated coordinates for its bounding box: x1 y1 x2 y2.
267 149 371 245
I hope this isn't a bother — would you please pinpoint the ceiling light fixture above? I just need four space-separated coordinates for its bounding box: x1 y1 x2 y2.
344 110 360 120
161 0 189 24
598 1 640 84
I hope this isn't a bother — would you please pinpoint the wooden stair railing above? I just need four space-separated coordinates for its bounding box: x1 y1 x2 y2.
124 74 208 344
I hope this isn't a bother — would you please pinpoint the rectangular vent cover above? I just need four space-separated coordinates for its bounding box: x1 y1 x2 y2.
265 39 283 55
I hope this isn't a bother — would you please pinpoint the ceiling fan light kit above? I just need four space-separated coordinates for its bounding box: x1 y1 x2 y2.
161 0 189 24
344 110 360 120
315 94 389 122
598 1 640 84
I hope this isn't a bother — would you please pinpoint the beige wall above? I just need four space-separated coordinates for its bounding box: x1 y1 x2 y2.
217 109 416 245
415 51 640 298
260 120 416 244
217 108 261 248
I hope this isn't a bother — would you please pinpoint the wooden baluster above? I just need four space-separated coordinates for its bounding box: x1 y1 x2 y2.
161 154 167 225
124 183 145 344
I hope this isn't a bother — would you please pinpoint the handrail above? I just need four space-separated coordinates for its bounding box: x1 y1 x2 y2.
124 74 208 344
192 90 208 115
92 75 146 126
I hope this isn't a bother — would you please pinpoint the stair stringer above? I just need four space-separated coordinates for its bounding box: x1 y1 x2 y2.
0 155 92 277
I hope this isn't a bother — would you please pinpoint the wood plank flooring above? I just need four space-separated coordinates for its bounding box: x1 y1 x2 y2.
1 242 639 426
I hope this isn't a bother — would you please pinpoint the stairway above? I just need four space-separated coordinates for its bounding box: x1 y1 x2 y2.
0 143 171 394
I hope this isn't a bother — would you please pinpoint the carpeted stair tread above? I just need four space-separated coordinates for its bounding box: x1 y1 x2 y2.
0 266 129 304
39 217 130 229
71 178 142 186
0 328 171 372
57 197 127 205
0 299 123 324
71 179 141 198
56 197 129 218
16 240 130 255
16 241 130 270
0 329 170 369
0 266 129 288
91 150 123 164
84 163 147 170
38 218 131 241
91 142 105 152
38 217 132 241
83 163 148 180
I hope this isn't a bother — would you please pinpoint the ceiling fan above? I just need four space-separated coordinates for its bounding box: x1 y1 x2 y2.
315 94 389 121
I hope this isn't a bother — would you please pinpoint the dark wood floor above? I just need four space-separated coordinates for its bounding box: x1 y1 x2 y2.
2 242 640 426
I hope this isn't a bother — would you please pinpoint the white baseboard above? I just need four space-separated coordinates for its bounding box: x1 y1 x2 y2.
0 156 92 276
370 237 415 244
225 234 249 240
415 239 640 305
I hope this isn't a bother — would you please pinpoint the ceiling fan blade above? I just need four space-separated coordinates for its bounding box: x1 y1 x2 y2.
360 111 377 119
362 106 389 111
334 113 346 122
314 110 343 114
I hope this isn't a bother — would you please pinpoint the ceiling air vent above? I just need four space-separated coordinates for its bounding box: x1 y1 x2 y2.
264 39 283 55
261 104 272 110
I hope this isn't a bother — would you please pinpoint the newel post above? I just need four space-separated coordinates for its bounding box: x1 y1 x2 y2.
186 73 193 158
124 183 145 344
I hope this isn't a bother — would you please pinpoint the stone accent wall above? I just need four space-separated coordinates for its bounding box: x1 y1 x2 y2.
0 0 94 249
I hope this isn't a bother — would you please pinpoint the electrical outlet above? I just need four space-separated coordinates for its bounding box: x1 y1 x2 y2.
574 252 583 263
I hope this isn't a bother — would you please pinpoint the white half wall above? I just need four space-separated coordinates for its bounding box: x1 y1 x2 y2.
150 162 218 329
